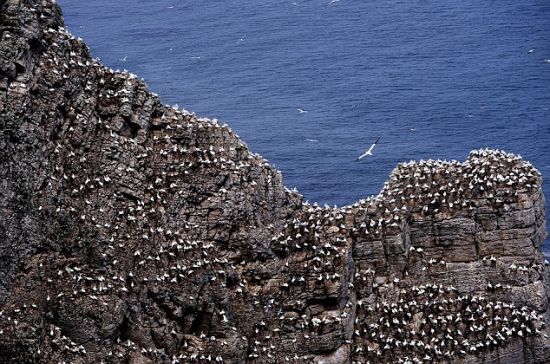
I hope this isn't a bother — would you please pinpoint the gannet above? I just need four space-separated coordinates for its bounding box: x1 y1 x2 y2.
356 136 380 161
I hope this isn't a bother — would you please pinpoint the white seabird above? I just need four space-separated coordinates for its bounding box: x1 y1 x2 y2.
356 136 380 161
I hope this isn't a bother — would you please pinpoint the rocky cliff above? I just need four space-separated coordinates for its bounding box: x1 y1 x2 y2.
1 0 549 363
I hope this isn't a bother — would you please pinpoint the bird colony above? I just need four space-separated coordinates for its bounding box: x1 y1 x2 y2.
0 0 548 363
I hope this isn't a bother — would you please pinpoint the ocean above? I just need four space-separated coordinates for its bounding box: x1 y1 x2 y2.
58 0 550 252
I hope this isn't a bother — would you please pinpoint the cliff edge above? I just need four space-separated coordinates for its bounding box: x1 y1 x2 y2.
1 0 549 363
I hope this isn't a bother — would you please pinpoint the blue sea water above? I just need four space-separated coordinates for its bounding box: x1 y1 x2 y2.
58 0 550 251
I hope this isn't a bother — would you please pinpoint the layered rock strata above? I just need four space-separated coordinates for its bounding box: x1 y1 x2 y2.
0 0 548 363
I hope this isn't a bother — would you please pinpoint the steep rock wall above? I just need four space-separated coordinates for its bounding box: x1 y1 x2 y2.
0 0 548 363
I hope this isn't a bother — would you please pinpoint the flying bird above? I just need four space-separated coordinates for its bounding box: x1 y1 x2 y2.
356 137 380 161
297 108 308 114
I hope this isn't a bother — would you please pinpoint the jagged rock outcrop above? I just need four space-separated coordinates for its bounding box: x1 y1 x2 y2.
1 0 549 363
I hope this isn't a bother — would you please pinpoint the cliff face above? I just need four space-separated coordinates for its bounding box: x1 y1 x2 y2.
0 1 548 363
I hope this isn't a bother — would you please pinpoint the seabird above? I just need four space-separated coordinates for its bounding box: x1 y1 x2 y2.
119 56 127 62
297 108 308 113
356 136 380 161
